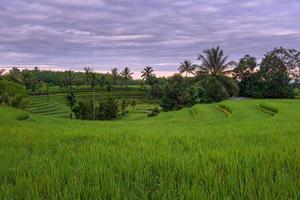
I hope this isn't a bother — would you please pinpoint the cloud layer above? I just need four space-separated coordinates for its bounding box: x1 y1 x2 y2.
0 0 299 72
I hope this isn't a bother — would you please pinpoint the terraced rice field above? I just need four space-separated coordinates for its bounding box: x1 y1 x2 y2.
25 88 158 118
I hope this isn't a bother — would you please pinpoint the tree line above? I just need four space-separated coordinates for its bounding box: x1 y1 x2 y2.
0 46 299 119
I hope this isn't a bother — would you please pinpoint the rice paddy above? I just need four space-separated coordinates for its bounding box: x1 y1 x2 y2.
0 99 299 199
25 88 158 118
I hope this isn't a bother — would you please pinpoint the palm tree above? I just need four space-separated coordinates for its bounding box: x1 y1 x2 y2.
120 67 133 89
197 46 236 76
111 67 119 86
64 70 75 93
84 67 93 87
83 67 97 120
141 66 155 84
178 60 196 77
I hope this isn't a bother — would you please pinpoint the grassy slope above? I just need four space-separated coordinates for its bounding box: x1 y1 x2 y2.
0 99 299 199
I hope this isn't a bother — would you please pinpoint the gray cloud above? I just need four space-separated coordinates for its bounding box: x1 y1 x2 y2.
0 0 299 72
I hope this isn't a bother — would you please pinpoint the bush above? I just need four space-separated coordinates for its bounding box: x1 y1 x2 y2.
16 113 30 121
198 75 229 103
72 97 120 120
97 98 120 120
216 75 239 97
72 101 93 120
148 107 161 117
120 98 129 115
0 80 27 109
160 86 178 111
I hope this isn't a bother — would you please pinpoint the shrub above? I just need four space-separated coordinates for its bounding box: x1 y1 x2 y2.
120 98 129 115
160 86 178 111
72 101 93 120
72 97 120 120
0 80 27 109
16 113 30 121
198 75 229 103
216 75 239 97
148 107 161 117
98 97 120 120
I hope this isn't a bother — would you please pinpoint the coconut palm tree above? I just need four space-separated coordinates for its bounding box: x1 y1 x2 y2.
111 67 119 86
141 66 155 84
64 70 75 93
120 67 133 89
197 46 236 76
178 60 196 77
84 67 93 87
83 67 98 120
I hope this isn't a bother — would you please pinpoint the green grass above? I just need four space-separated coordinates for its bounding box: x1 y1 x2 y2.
0 99 300 199
259 103 279 115
216 103 233 116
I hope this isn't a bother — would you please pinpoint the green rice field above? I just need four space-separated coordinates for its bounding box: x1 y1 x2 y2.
0 99 299 199
25 88 158 119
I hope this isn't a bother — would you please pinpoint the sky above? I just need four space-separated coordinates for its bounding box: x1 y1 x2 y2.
0 0 300 77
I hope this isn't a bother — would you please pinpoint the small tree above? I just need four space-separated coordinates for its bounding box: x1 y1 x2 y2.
97 97 120 120
66 92 77 119
129 98 137 110
120 98 129 115
64 70 75 93
0 80 27 108
111 68 119 88
84 68 98 119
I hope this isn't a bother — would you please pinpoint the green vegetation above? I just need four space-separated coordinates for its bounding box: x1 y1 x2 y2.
216 103 232 116
0 80 27 109
259 103 279 115
0 99 299 199
15 113 30 121
24 87 158 119
234 48 298 98
0 46 299 198
147 107 161 117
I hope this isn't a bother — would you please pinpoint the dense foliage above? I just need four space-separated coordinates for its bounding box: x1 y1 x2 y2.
72 97 120 120
1 46 299 115
259 51 294 98
0 80 27 108
234 47 297 98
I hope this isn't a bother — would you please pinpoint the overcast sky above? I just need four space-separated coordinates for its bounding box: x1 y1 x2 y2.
0 0 300 74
